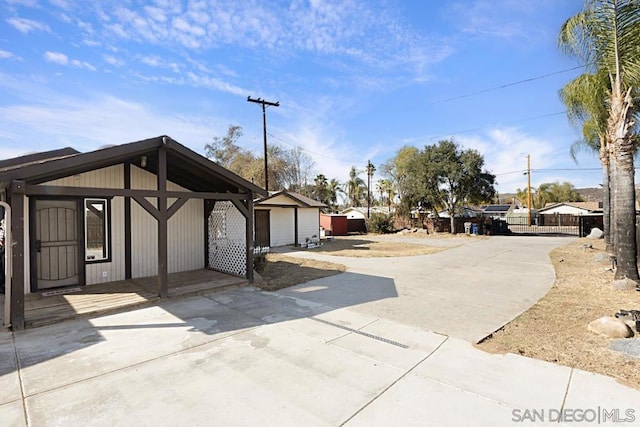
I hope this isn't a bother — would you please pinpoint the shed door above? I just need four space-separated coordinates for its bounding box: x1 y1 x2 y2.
34 199 81 289
255 210 270 248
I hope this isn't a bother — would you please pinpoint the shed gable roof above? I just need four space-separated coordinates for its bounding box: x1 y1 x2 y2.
255 190 326 208
0 136 266 196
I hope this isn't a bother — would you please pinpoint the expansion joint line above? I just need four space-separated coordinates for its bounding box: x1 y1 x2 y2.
339 336 450 426
12 331 30 427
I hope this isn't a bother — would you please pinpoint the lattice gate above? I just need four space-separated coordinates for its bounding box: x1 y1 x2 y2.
207 201 246 276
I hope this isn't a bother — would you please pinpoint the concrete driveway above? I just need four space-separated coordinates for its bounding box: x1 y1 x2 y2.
1 235 639 426
277 235 570 342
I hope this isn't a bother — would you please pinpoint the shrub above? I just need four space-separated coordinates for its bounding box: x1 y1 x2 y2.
254 253 268 273
367 212 395 234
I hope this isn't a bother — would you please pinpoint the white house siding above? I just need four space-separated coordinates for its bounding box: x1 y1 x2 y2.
37 164 203 286
541 205 589 215
130 165 204 278
298 209 320 241
41 165 126 287
267 207 295 247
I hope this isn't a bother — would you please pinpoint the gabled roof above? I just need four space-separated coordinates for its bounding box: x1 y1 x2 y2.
482 204 513 212
0 136 266 196
0 147 79 172
538 202 602 213
255 190 326 208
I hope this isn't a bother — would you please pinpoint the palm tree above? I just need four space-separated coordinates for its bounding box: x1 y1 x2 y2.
345 166 366 207
560 70 613 252
559 0 640 283
327 178 343 211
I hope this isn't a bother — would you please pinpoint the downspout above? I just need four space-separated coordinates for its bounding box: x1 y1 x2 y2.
1 201 11 328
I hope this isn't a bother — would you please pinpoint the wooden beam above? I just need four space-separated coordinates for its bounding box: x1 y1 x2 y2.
10 181 25 330
132 196 160 220
167 198 188 220
245 193 254 284
230 198 249 219
25 184 249 201
294 206 299 246
157 146 168 298
124 162 132 279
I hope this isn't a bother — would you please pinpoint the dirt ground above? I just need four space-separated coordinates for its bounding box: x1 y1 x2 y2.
310 235 447 257
478 238 640 389
255 253 346 291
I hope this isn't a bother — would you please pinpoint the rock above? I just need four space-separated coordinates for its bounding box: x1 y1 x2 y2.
588 317 634 338
593 252 611 264
612 278 639 290
586 227 604 239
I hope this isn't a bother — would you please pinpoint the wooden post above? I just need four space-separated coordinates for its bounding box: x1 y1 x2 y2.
10 181 25 330
124 162 132 279
157 146 168 298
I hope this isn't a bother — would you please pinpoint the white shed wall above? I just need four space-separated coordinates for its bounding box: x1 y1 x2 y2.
298 208 320 241
268 207 295 247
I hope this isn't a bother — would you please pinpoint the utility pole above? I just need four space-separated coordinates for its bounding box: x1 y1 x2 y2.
527 154 532 227
366 160 376 218
247 96 279 192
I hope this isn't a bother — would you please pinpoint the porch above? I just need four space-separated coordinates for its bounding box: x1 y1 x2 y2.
1 269 248 329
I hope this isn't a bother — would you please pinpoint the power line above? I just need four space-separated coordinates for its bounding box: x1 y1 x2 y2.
423 65 587 107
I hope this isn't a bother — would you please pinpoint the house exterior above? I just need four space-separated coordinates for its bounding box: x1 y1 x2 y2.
254 191 326 247
0 136 266 330
537 202 602 215
481 204 517 219
340 206 393 220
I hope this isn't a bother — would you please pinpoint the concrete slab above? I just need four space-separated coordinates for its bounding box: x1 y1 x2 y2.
563 369 640 424
345 372 536 427
413 338 572 410
25 324 404 427
0 332 21 405
358 318 448 353
15 296 263 396
278 236 570 342
0 400 26 426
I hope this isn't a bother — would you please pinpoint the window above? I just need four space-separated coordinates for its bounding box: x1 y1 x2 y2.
85 198 110 262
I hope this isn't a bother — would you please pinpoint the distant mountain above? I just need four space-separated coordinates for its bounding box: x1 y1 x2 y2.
497 187 604 205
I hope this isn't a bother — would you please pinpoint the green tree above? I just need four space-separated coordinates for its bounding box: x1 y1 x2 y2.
410 140 496 234
327 178 343 211
205 125 316 192
560 69 613 252
345 166 366 207
518 181 585 209
559 0 640 282
381 146 419 215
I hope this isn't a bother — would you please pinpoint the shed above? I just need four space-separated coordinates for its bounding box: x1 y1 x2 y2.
254 191 326 247
0 136 266 330
320 214 348 236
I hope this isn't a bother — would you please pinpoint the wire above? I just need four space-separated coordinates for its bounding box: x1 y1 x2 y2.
424 65 587 106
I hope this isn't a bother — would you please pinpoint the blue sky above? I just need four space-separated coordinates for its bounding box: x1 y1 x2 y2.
0 0 605 194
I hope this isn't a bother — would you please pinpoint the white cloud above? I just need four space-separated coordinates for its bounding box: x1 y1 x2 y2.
104 55 124 66
44 51 69 65
7 17 51 33
0 50 21 60
0 93 226 156
44 51 96 71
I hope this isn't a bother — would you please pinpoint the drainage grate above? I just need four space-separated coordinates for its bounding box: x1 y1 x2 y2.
311 317 409 349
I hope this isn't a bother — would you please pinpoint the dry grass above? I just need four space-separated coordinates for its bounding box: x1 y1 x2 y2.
256 253 346 291
311 236 446 257
477 238 640 389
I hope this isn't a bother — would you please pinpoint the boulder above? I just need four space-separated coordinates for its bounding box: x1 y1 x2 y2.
612 278 638 290
587 316 634 339
586 227 604 239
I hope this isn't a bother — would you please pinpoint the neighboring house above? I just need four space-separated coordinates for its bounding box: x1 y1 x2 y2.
481 204 517 219
254 191 326 247
340 206 393 219
430 206 480 218
0 136 266 329
537 202 602 215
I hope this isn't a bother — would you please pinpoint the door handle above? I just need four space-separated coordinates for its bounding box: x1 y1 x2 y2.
35 240 41 252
